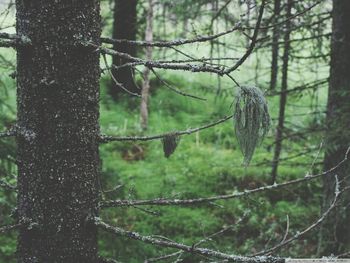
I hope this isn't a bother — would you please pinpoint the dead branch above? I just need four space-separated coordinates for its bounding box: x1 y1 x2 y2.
101 23 242 48
0 129 16 139
99 146 350 208
252 177 347 256
0 179 17 191
99 115 233 143
95 217 283 263
102 53 141 98
0 33 31 48
0 223 21 234
145 212 250 263
223 0 266 75
150 68 207 101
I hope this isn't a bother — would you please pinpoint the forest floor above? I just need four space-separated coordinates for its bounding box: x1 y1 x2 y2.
97 73 326 262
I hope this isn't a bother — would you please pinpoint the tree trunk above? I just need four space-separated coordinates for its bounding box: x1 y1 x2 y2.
271 0 292 184
318 0 350 256
270 0 281 90
16 1 101 262
109 0 138 100
140 0 153 131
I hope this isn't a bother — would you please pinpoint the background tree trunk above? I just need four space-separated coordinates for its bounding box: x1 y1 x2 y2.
140 0 154 131
318 0 350 255
270 0 281 90
16 0 101 261
109 0 138 100
271 0 292 184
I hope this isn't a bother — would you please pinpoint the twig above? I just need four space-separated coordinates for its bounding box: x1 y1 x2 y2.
0 33 31 48
100 0 321 49
0 179 17 191
244 0 324 31
102 53 141 98
98 46 224 75
98 257 123 263
252 176 346 256
0 223 21 234
0 129 16 139
0 39 16 48
95 217 283 263
337 251 350 258
101 23 242 48
145 213 250 263
108 57 237 72
150 68 207 101
99 115 233 143
223 0 266 75
0 32 18 39
281 215 289 243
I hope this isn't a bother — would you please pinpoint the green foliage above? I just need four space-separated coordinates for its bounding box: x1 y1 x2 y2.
0 1 331 260
96 74 325 262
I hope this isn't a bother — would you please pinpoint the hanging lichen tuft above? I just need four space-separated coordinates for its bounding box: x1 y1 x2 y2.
162 133 181 158
233 86 270 166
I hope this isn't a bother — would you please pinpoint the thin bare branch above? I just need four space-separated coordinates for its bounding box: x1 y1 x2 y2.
0 39 16 48
0 179 17 191
99 115 233 143
337 251 350 258
223 0 266 74
109 57 237 72
252 0 325 31
97 45 224 75
150 68 207 101
145 212 250 263
99 146 350 208
100 0 322 49
101 23 242 48
0 129 16 139
0 33 31 48
0 32 18 39
102 54 141 98
95 217 283 263
252 177 346 256
0 223 21 234
99 257 123 263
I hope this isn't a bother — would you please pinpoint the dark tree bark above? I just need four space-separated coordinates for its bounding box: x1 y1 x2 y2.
109 0 138 100
318 0 350 256
16 0 101 262
270 0 281 90
271 0 292 184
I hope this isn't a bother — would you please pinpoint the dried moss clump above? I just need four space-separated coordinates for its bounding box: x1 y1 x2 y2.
162 133 181 158
233 86 270 165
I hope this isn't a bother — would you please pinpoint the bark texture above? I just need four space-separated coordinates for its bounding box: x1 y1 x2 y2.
110 0 138 99
16 0 101 262
318 0 350 255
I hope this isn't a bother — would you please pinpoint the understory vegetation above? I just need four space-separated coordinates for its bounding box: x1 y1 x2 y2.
0 0 339 261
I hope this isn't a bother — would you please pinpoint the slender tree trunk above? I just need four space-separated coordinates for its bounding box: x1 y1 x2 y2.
140 0 153 131
270 0 281 90
245 0 252 48
271 0 292 184
318 0 350 255
16 1 101 261
109 0 138 100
